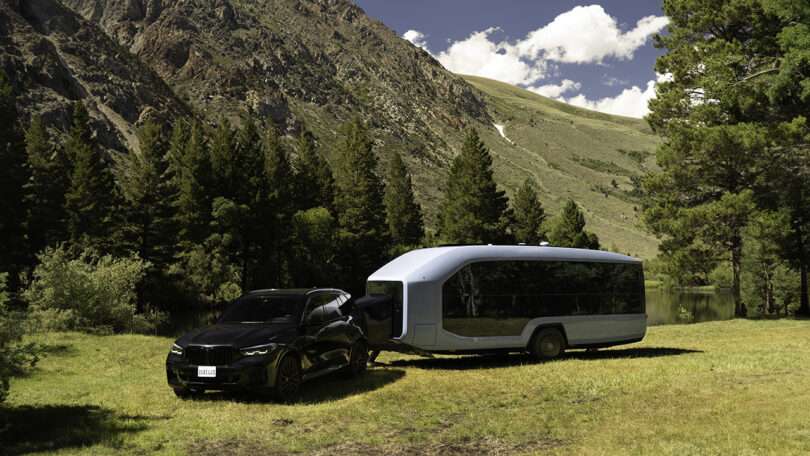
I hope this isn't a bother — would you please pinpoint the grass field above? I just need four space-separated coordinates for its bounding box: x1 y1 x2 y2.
4 320 810 455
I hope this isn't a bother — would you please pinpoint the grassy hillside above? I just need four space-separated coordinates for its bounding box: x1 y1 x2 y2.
4 320 810 455
464 76 661 258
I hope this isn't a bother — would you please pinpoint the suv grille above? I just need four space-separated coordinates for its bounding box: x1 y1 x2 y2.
185 346 235 366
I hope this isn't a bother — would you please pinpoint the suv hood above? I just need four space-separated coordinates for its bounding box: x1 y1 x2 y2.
176 323 298 348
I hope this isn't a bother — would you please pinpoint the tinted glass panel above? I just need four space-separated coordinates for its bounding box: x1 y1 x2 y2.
442 261 644 337
219 295 305 324
367 281 404 337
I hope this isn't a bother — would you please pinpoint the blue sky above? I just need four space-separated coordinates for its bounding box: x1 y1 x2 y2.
354 1 669 118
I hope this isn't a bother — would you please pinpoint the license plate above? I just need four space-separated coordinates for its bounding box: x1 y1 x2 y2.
197 366 216 378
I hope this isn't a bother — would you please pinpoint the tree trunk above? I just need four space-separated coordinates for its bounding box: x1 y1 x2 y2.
764 268 774 315
731 242 746 317
798 261 810 317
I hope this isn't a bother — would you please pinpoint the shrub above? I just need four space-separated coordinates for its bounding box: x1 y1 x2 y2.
23 246 157 333
0 273 40 403
173 242 242 304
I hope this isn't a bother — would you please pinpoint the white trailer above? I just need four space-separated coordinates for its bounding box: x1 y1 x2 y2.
360 245 646 359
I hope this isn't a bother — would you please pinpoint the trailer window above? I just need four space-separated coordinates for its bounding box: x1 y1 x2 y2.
442 261 644 337
367 281 404 338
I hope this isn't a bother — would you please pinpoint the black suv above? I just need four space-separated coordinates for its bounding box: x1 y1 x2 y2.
166 288 368 401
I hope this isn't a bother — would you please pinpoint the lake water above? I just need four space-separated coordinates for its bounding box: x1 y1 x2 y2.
645 288 735 325
170 288 735 335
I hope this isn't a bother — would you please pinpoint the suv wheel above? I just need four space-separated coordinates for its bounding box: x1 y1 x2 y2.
275 354 302 402
346 340 369 377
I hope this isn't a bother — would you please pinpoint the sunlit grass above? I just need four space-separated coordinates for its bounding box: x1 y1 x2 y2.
3 320 810 455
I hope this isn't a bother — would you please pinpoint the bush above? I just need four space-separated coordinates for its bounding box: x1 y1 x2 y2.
22 246 160 333
708 263 734 289
0 273 40 403
173 242 242 304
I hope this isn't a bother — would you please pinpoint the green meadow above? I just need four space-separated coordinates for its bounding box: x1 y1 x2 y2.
3 319 810 455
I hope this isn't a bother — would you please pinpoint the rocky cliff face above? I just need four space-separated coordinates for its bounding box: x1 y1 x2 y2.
0 0 189 152
57 0 490 155
5 0 491 208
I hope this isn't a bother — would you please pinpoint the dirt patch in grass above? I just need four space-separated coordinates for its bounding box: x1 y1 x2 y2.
187 439 284 456
188 436 569 456
313 436 570 456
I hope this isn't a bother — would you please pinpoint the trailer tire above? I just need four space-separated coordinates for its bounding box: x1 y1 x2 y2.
530 327 566 361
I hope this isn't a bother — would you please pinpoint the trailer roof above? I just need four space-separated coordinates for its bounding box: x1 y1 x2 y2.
367 245 642 283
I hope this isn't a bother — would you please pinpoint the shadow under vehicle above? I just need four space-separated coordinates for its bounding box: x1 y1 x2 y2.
166 288 369 402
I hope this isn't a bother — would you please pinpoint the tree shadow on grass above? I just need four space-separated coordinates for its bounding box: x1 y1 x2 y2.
0 404 151 455
386 347 703 371
196 368 406 404
38 343 77 357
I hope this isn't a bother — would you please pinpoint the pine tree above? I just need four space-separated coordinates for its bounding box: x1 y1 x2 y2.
0 71 27 288
383 150 424 250
64 102 120 253
294 129 335 211
23 116 69 260
233 118 274 290
118 121 177 270
438 129 512 244
169 121 211 249
208 119 238 199
642 0 809 316
333 117 389 294
547 199 600 250
260 125 297 288
512 178 546 244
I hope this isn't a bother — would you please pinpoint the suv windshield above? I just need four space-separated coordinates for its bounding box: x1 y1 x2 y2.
218 294 305 324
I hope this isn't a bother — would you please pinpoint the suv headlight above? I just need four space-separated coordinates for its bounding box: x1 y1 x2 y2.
170 343 184 356
240 343 276 357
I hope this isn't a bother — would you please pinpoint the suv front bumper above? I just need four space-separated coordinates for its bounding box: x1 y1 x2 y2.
166 350 283 391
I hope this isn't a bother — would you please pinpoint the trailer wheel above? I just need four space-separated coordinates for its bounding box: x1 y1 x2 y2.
530 328 566 360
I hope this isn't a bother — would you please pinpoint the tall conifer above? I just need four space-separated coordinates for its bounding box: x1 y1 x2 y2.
260 126 296 287
438 129 511 244
118 121 177 268
0 71 27 288
64 102 120 253
23 116 69 260
512 178 546 244
547 199 600 250
333 117 389 294
383 151 424 249
170 121 211 248
294 130 335 211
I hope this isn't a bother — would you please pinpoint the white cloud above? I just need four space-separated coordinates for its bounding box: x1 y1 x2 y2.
528 79 582 98
516 5 668 64
603 76 628 87
435 28 546 86
565 79 657 118
403 30 430 51
402 6 670 118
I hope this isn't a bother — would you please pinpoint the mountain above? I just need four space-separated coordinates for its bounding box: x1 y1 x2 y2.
0 0 189 152
58 0 491 181
3 0 660 257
